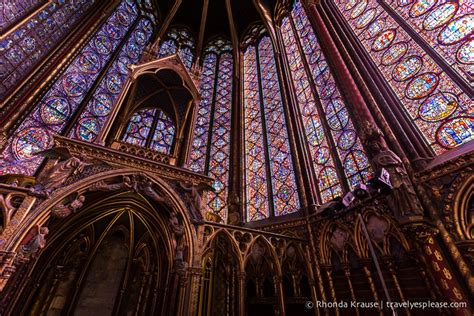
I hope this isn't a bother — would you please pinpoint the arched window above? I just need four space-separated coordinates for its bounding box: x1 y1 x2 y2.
280 0 371 203
243 33 300 221
0 0 153 176
188 38 233 221
332 0 473 153
122 108 175 155
1 0 97 101
158 26 195 69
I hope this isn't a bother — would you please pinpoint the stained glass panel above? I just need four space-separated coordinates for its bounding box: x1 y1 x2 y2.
150 110 175 154
0 1 139 176
281 16 343 202
335 0 473 153
258 37 300 216
188 54 217 173
1 0 44 32
243 45 270 221
70 18 153 142
123 108 156 147
158 26 195 70
386 0 473 80
208 52 233 219
291 0 371 188
1 0 97 100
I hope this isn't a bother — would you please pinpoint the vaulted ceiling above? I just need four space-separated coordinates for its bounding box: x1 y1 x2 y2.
149 0 288 46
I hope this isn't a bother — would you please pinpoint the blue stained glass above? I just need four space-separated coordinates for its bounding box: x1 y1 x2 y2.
71 18 153 143
0 1 140 175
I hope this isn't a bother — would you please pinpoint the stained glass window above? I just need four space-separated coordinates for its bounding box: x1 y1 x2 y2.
188 38 233 221
157 26 195 69
122 108 176 155
0 0 143 176
280 1 371 203
1 0 44 32
70 18 153 142
243 36 301 221
385 0 473 80
1 0 97 100
334 0 473 153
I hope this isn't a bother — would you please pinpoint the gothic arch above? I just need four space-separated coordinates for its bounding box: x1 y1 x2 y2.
7 168 198 265
453 174 474 240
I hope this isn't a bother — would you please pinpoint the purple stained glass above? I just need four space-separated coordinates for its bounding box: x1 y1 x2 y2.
150 110 175 154
243 45 270 221
158 26 195 70
1 0 44 33
123 108 156 147
258 37 300 217
335 0 473 154
70 19 153 143
0 1 139 176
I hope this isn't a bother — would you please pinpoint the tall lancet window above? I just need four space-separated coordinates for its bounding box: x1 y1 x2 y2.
188 38 233 221
243 35 300 221
1 0 97 100
0 0 153 176
122 108 175 155
157 26 195 70
280 0 371 203
333 0 473 153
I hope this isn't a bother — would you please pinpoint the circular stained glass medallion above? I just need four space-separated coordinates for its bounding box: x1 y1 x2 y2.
438 15 474 45
135 30 147 45
344 0 358 11
419 92 458 121
423 2 458 31
351 0 368 19
367 19 386 38
106 24 122 39
406 73 439 99
436 116 474 148
117 56 131 74
106 74 123 94
116 10 131 26
308 127 325 146
315 146 330 164
392 56 423 81
62 72 87 97
13 127 52 159
381 42 408 65
22 37 36 53
372 29 396 51
398 0 414 6
94 35 113 55
76 118 100 142
40 97 70 124
328 107 350 131
319 167 338 189
356 8 376 29
127 42 140 59
320 82 336 99
338 129 357 150
409 0 437 18
344 150 369 176
92 94 112 116
78 51 101 74
457 39 474 64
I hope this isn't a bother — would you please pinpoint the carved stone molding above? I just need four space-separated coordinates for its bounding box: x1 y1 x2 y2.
111 140 176 165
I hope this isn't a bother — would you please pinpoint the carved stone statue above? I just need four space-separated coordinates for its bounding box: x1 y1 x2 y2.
178 181 210 218
19 224 49 258
30 148 92 197
227 192 241 225
169 212 184 239
89 175 138 192
51 194 85 219
369 141 423 217
329 227 349 252
141 179 167 204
